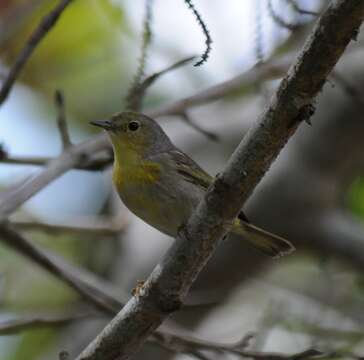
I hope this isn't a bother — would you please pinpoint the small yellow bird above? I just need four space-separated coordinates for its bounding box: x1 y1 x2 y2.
91 112 294 258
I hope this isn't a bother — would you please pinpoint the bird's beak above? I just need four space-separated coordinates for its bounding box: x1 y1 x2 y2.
89 120 114 130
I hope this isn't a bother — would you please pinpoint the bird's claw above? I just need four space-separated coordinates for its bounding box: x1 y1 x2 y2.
132 280 146 297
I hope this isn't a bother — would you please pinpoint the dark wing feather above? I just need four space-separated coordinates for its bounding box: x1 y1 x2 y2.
169 150 212 190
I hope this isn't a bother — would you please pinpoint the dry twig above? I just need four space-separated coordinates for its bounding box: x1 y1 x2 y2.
267 0 301 31
55 90 72 149
184 0 212 66
125 0 154 111
285 0 319 17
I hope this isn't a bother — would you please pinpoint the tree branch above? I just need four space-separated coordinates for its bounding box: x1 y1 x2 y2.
0 134 109 220
0 0 74 105
75 1 364 359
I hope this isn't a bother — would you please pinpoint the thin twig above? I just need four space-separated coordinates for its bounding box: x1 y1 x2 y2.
0 0 74 106
125 0 154 111
267 0 301 31
254 0 265 64
184 0 212 66
127 55 195 112
55 90 72 149
153 331 324 359
153 330 256 355
285 0 319 17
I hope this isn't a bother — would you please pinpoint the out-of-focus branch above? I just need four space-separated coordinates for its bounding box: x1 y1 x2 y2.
178 111 219 142
0 134 109 220
12 214 128 237
0 0 74 106
0 311 333 360
0 152 112 171
0 224 126 313
125 0 154 111
153 331 324 359
0 312 93 335
285 0 320 16
153 331 255 356
76 2 364 359
55 90 72 149
267 0 302 31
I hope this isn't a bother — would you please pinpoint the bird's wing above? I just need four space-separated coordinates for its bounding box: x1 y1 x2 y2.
169 150 213 190
150 150 250 222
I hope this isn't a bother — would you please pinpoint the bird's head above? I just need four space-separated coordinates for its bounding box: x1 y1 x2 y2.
90 111 172 158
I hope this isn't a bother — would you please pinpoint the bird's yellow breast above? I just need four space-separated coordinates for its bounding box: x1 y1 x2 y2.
111 138 161 191
112 160 161 191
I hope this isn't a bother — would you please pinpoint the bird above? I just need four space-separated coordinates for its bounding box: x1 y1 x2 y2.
90 111 294 258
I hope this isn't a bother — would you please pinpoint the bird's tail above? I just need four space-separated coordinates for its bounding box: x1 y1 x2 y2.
232 219 295 258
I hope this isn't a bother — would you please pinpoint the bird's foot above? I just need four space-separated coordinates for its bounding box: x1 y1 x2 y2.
132 280 146 297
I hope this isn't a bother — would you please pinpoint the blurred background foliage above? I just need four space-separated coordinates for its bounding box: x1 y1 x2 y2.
1 0 130 121
0 1 364 359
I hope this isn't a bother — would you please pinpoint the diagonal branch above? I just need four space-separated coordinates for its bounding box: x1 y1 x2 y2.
0 134 109 220
75 1 364 360
0 0 74 106
0 224 125 313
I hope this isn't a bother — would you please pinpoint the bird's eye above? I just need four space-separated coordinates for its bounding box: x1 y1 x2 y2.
128 121 140 131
